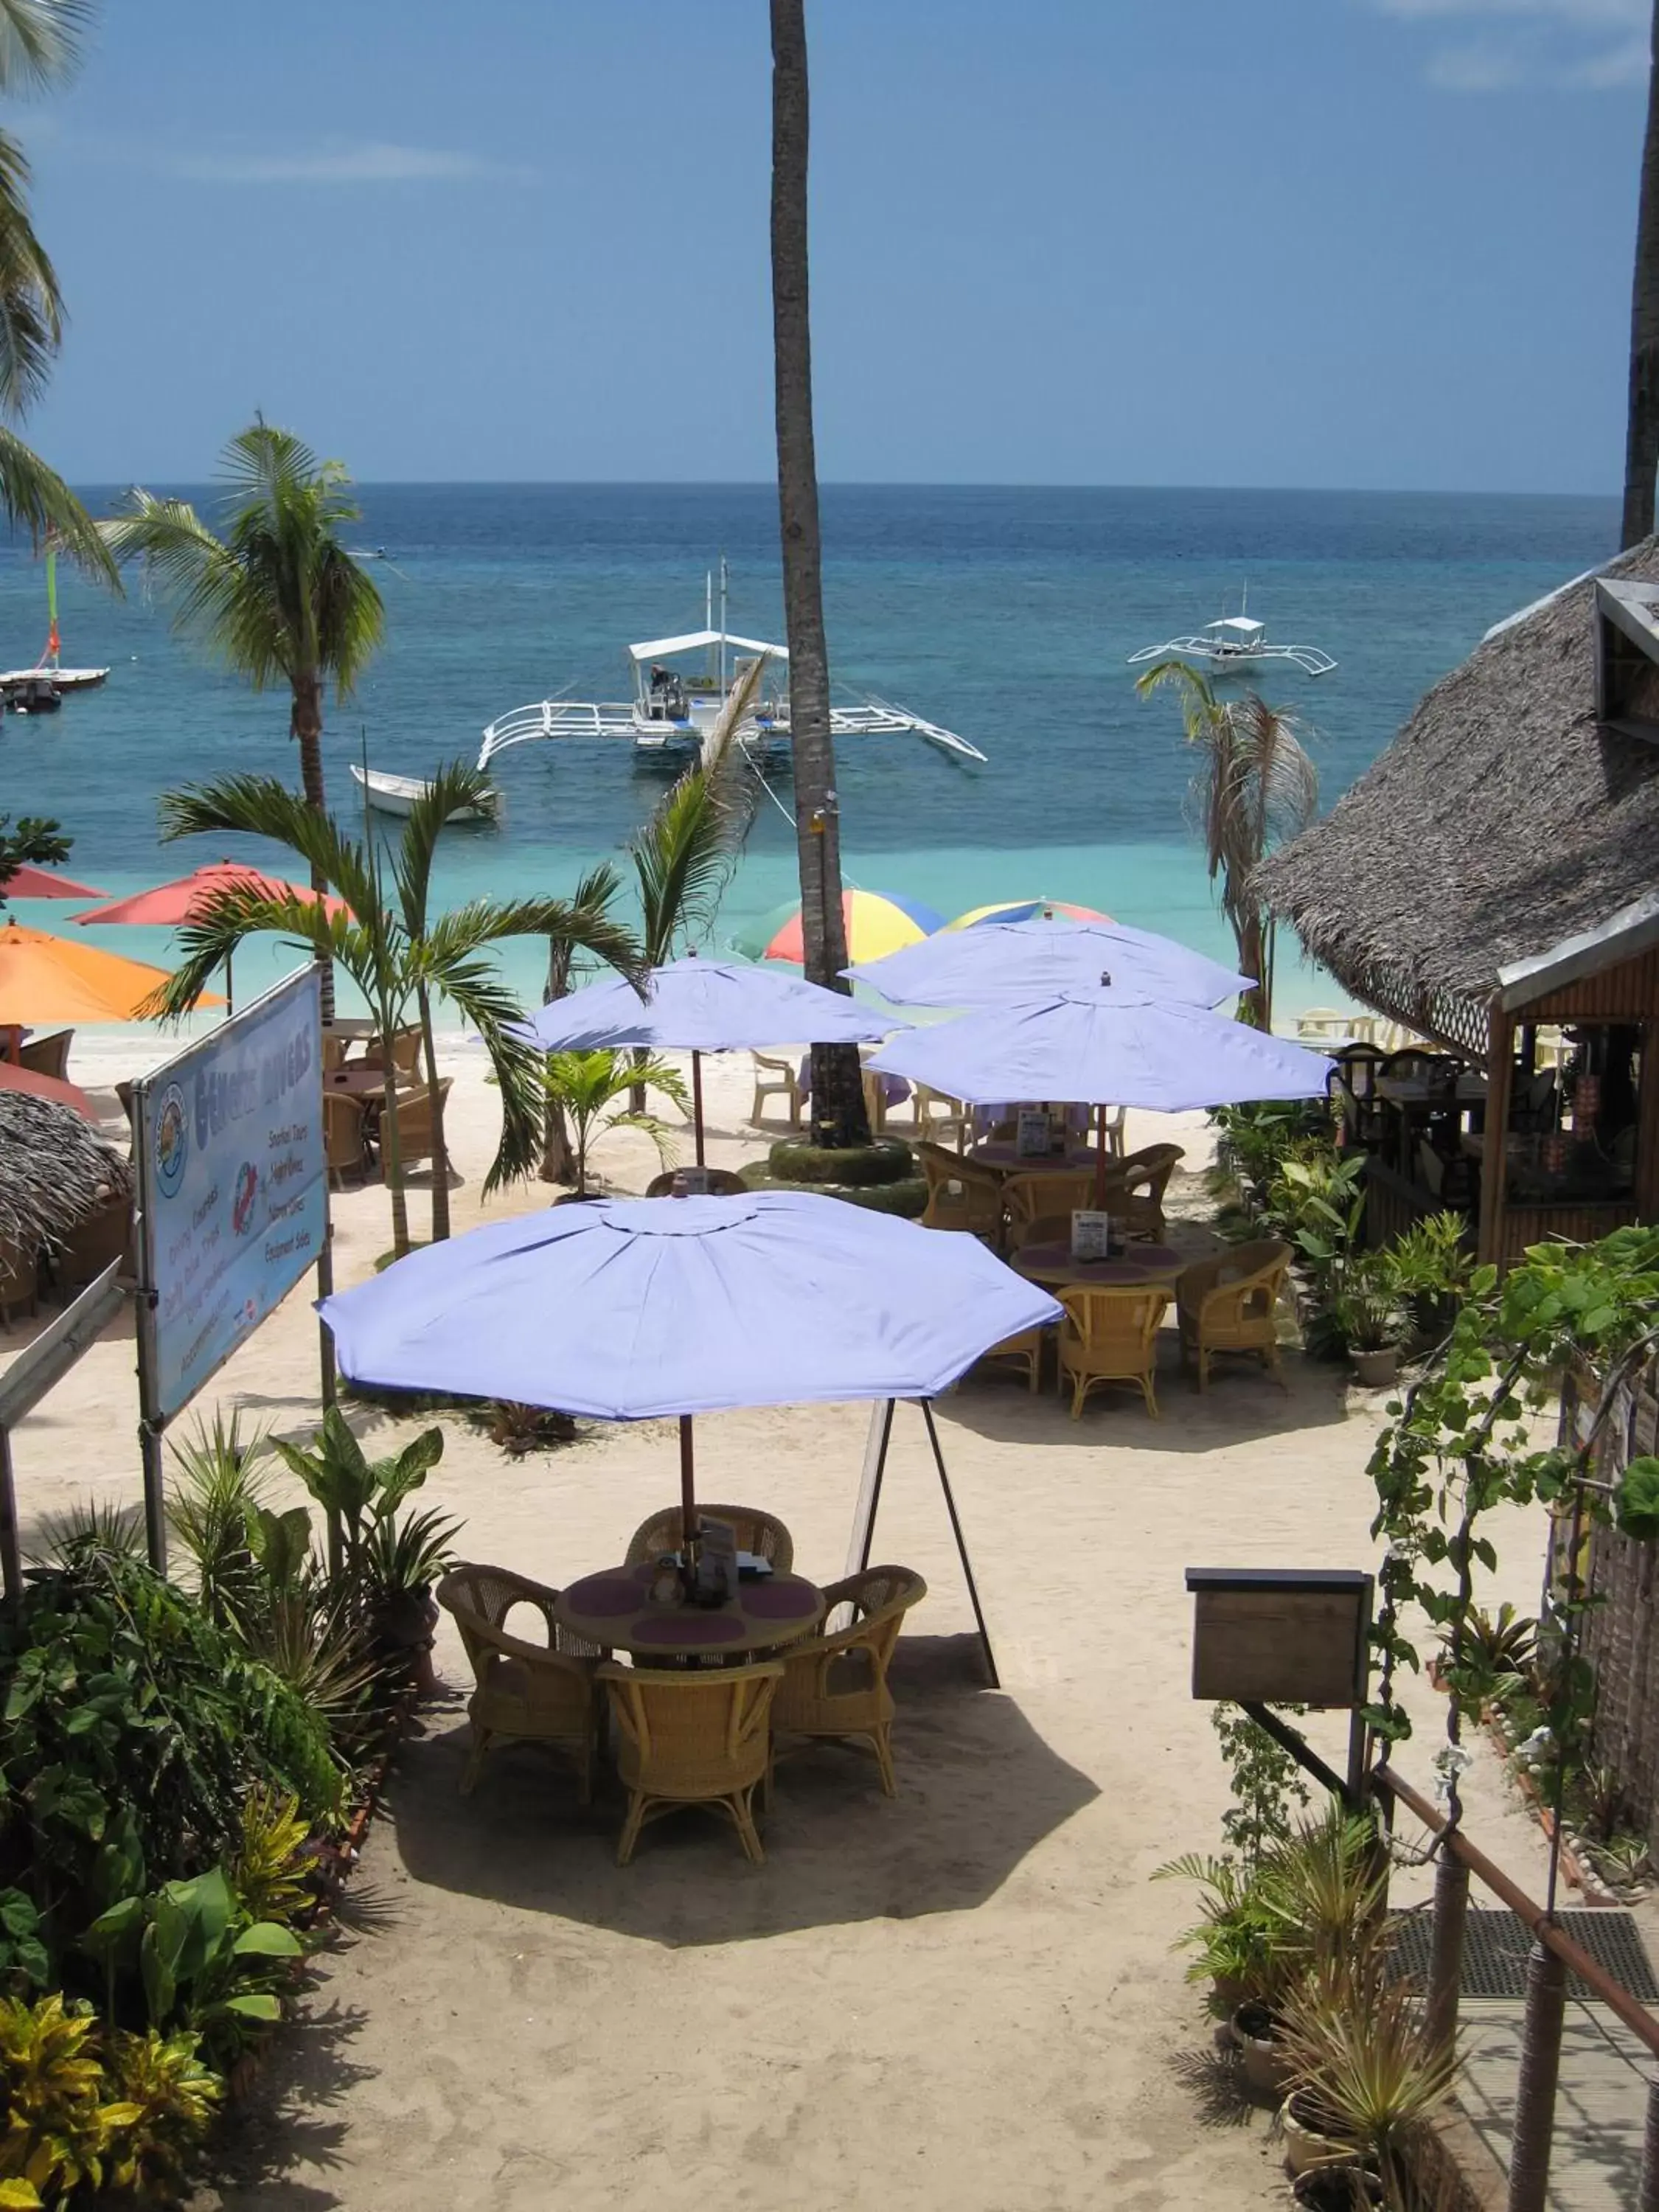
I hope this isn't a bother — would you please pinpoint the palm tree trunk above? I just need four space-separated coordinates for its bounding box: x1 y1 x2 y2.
1627 2 1659 547
372 985 410 1256
291 669 337 1021
771 0 869 1151
539 935 573 1183
414 978 451 1241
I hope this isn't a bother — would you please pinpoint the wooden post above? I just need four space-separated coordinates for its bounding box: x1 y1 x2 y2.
1506 1941 1568 2212
1478 1001 1516 1268
1635 1017 1659 1223
1425 1852 1470 2055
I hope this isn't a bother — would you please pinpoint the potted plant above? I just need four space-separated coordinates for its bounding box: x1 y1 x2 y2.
1154 1851 1284 2014
1329 1251 1406 1388
1277 1955 1458 2212
361 1504 464 1694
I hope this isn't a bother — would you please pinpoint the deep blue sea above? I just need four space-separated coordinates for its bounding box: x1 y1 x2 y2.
0 482 1620 1018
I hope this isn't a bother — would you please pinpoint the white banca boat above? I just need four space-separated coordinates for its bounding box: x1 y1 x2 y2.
479 566 987 774
350 763 499 823
1127 597 1335 681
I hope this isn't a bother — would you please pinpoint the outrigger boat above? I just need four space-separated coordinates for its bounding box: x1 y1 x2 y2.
0 546 108 710
478 563 987 774
1127 591 1335 681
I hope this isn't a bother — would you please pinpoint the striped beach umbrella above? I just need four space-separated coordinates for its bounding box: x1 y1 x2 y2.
756 888 943 965
945 897 1112 931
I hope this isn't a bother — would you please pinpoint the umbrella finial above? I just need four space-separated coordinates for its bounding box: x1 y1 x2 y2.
1099 968 1112 988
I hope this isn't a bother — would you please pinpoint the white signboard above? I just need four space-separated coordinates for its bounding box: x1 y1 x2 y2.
135 967 325 1423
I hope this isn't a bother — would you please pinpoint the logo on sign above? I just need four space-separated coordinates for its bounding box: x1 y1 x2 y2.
153 1082 189 1197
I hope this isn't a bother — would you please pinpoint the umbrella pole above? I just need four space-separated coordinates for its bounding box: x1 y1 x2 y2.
692 1049 705 1166
224 947 234 1020
678 1413 696 1528
1094 1106 1108 1208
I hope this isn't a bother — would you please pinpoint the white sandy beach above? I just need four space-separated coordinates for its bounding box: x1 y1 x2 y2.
7 1038 1565 2212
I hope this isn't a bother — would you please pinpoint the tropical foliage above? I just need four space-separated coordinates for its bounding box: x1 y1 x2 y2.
1135 664 1318 1030
537 1048 689 1195
142 767 641 1253
0 812 69 907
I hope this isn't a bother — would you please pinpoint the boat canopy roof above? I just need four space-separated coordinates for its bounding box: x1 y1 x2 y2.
627 627 787 664
1206 616 1265 636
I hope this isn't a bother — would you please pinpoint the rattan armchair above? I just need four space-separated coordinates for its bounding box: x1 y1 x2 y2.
324 1093 370 1190
625 1503 795 1573
772 1565 927 1797
382 1078 453 1175
978 1323 1047 1391
437 1564 601 1802
1175 1239 1291 1393
1004 1167 1096 1250
1056 1284 1171 1420
599 1660 783 1865
917 1141 1005 1241
1102 1143 1185 1241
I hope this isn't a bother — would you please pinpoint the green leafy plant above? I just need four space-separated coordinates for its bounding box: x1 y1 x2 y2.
0 1894 49 1995
484 1401 579 1456
101 2025 220 2204
1328 1250 1407 1357
536 1048 690 1195
227 1787 315 1930
165 1410 271 1629
1152 1852 1291 2006
1211 1703 1310 1866
1385 1211 1472 1342
269 1408 443 1579
0 1991 134 2206
1615 1454 1659 1540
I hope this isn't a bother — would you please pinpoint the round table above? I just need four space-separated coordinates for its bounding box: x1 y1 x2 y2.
1012 1239 1186 1288
554 1559 826 1663
326 1067 389 1100
969 1144 1098 1175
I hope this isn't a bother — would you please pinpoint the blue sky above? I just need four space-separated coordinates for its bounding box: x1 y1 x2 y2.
13 0 1654 489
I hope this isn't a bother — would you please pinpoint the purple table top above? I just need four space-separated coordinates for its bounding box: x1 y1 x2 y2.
970 1143 1098 1172
555 1559 826 1659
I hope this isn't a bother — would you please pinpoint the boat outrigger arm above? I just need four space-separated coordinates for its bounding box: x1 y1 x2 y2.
478 626 987 770
1124 621 1336 679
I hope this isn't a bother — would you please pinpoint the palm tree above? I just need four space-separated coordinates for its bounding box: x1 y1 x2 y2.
630 653 767 970
145 770 643 1255
0 0 117 580
770 0 869 1150
538 1049 690 1195
102 422 386 1014
1624 0 1659 547
1135 663 1318 1031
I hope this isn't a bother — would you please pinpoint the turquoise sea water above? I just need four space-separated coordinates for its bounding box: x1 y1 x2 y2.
0 484 1621 1020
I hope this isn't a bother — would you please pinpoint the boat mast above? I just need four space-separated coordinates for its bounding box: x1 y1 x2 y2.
718 554 729 695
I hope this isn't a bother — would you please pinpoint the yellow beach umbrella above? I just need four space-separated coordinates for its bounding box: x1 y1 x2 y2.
0 920 224 1026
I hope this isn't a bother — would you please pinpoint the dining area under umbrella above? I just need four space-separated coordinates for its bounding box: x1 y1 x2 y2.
512 953 902 1163
321 1188 1058 1680
846 916 1250 1013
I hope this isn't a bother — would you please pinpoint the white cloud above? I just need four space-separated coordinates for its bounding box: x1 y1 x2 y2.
1366 0 1650 87
167 140 535 186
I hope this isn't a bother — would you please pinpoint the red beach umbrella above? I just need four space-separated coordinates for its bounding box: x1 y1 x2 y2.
4 863 109 900
74 861 350 1014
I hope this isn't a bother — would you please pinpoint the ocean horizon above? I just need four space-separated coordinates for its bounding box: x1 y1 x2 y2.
2 481 1621 1025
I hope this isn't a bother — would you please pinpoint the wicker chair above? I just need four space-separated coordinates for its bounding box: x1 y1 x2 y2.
1099 1142 1185 1241
324 1092 370 1190
1175 1239 1291 1393
382 1079 452 1175
1056 1285 1171 1420
917 1141 1004 1242
359 1026 424 1080
437 1564 601 1801
17 1029 71 1080
625 1503 794 1573
914 1085 972 1152
772 1565 928 1798
1004 1167 1096 1251
749 1051 802 1130
978 1323 1046 1391
643 1167 748 1197
599 1660 783 1865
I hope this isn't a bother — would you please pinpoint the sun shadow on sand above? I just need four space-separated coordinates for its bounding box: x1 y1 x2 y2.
387 1635 1099 1949
938 1350 1351 1455
195 1999 372 2211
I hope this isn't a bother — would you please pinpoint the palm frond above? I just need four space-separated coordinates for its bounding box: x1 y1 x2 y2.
0 1 89 93
158 773 383 924
0 422 115 580
0 128 58 414
394 762 502 939
142 887 377 1023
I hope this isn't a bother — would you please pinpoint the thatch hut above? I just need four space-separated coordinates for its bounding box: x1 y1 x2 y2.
1259 541 1659 1265
0 1091 131 1257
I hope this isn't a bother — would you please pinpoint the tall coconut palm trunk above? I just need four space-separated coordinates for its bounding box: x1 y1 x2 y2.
771 0 869 1150
291 670 337 1020
1625 1 1659 548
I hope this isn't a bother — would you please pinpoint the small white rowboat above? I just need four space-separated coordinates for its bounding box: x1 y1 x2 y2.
349 762 499 823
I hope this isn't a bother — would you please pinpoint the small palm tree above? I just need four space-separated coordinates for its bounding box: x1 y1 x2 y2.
630 652 768 969
102 421 386 1014
538 1048 689 1195
0 0 117 580
145 769 643 1255
1135 662 1318 1031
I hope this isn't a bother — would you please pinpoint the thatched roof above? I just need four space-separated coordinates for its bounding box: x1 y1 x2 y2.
1258 540 1659 1006
0 1093 131 1252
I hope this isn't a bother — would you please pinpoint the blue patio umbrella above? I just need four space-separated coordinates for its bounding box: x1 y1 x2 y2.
321 1189 1058 1518
512 955 902 1163
868 982 1332 1200
846 918 1249 1012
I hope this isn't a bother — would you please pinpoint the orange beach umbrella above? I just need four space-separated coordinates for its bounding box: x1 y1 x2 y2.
0 921 223 1026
